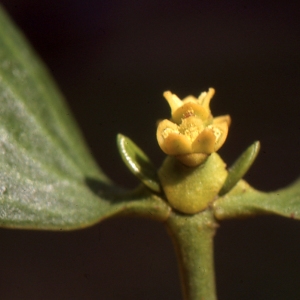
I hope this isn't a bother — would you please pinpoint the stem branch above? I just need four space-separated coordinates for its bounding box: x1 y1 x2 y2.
165 210 218 300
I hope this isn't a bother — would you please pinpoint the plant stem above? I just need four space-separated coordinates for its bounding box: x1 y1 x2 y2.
165 209 218 300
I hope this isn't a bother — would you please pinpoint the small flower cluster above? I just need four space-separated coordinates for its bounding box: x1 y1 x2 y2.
157 88 230 167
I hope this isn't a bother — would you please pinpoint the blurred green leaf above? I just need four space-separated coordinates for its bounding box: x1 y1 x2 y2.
117 134 161 192
0 6 170 230
213 178 300 220
219 141 260 196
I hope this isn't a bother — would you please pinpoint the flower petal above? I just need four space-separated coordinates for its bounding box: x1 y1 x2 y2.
163 91 182 116
213 115 231 126
182 95 198 103
198 88 215 111
212 115 231 151
172 102 211 124
192 128 216 154
157 119 192 155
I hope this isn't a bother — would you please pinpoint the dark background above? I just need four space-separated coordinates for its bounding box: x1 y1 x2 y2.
0 1 300 299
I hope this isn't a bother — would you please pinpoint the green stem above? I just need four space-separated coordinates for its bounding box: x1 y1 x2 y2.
165 210 218 300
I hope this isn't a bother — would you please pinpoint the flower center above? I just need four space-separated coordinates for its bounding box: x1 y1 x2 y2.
179 117 204 142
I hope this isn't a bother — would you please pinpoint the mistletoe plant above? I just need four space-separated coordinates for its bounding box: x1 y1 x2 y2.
0 6 299 300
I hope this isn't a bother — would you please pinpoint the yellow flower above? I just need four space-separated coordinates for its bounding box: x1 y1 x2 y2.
157 88 231 167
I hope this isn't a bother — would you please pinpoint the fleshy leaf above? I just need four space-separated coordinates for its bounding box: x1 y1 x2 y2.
219 141 260 196
117 134 161 192
0 6 170 229
213 178 300 220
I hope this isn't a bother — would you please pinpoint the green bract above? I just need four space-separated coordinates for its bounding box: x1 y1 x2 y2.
117 134 161 192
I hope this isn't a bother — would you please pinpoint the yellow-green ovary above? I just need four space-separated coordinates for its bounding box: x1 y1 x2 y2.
158 153 227 214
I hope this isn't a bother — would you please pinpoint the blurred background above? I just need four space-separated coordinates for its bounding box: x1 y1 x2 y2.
0 0 299 299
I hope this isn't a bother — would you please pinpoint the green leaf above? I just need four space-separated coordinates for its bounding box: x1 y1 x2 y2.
219 141 260 196
213 178 300 220
0 6 170 229
117 134 161 192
